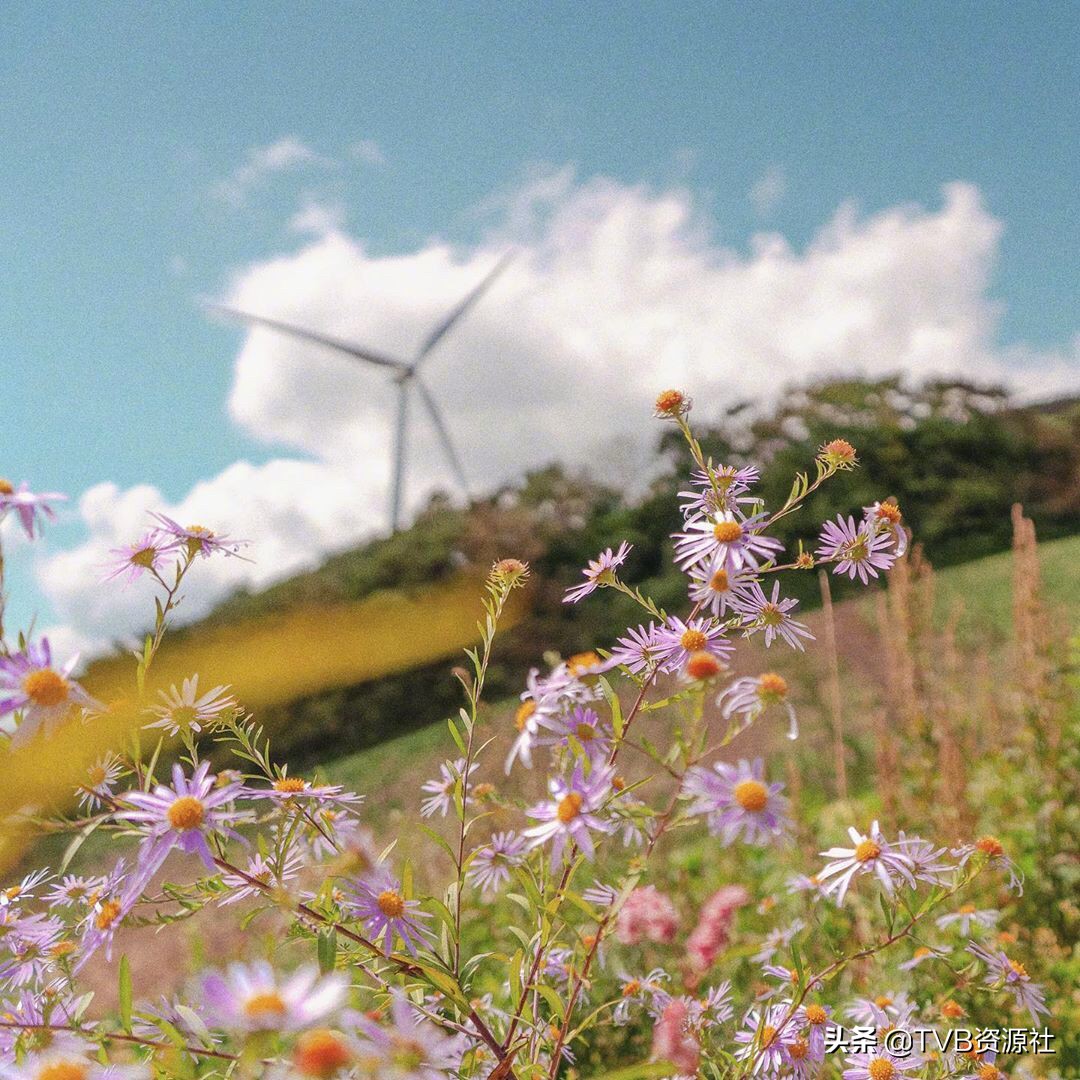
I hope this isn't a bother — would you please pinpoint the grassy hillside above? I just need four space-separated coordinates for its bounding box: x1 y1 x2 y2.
323 533 1080 836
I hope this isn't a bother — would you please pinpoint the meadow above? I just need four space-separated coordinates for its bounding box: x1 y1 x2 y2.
0 391 1076 1080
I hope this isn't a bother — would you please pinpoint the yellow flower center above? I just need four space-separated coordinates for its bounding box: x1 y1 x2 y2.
957 903 976 914
876 502 903 525
713 521 743 543
913 946 931 959
557 791 584 823
167 796 205 830
575 723 596 742
0 479 13 496
680 628 708 651
654 389 686 415
976 835 1004 857
48 941 76 958
758 672 788 699
185 524 214 537
709 568 730 592
978 1065 1000 1080
37 1063 89 1080
514 700 536 732
170 705 198 730
95 899 122 931
22 669 69 707
686 651 720 679
622 979 641 997
130 546 158 568
760 1025 777 1048
243 991 287 1020
789 1038 809 1060
567 651 601 676
820 438 858 466
1008 959 1028 978
855 839 882 862
377 890 405 918
867 1060 895 1080
294 1029 353 1077
874 996 893 1008
805 1004 827 1025
941 999 965 1019
274 777 307 793
760 603 784 626
733 779 768 812
86 765 107 786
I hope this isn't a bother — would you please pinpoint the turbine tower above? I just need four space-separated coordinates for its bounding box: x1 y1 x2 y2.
209 253 512 532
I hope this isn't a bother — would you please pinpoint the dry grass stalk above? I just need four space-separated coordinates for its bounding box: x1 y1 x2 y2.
817 569 848 802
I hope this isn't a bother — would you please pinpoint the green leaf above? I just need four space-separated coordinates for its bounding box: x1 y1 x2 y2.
317 929 337 975
118 955 132 1032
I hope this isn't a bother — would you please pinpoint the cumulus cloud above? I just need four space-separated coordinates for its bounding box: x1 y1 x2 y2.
34 171 1079 656
750 165 787 216
216 137 334 206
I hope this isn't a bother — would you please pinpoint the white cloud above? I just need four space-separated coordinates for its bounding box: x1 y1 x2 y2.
750 165 787 216
350 139 386 167
35 172 1079 656
216 137 333 207
289 199 347 236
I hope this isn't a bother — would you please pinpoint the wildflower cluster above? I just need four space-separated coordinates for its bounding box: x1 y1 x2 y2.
0 398 1053 1080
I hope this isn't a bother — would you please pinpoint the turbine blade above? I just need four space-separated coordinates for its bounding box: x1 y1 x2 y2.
413 251 514 366
390 380 408 532
206 303 408 373
415 378 469 496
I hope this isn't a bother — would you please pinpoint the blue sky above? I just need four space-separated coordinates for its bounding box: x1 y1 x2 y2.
2 2 1077 648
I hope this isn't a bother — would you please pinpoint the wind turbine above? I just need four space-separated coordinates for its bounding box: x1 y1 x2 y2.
208 252 513 532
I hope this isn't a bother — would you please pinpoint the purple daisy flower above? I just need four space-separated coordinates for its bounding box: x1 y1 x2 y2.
218 848 304 906
420 757 469 818
0 868 51 908
535 704 614 760
678 464 760 520
682 758 791 846
967 942 1049 1023
245 773 362 808
718 672 799 740
654 616 734 673
737 580 814 651
817 515 897 584
613 969 671 1026
862 501 908 556
899 945 948 970
344 867 432 955
0 1048 149 1080
467 831 527 894
0 638 99 746
105 531 175 584
78 753 124 811
936 903 998 936
43 872 109 908
199 960 347 1032
687 559 757 618
674 509 782 574
0 480 65 540
895 832 955 887
733 1003 799 1075
752 919 807 963
149 512 250 559
116 761 247 899
145 675 237 736
354 992 464 1080
523 762 615 863
564 541 632 603
76 859 131 967
817 822 916 906
604 622 667 675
